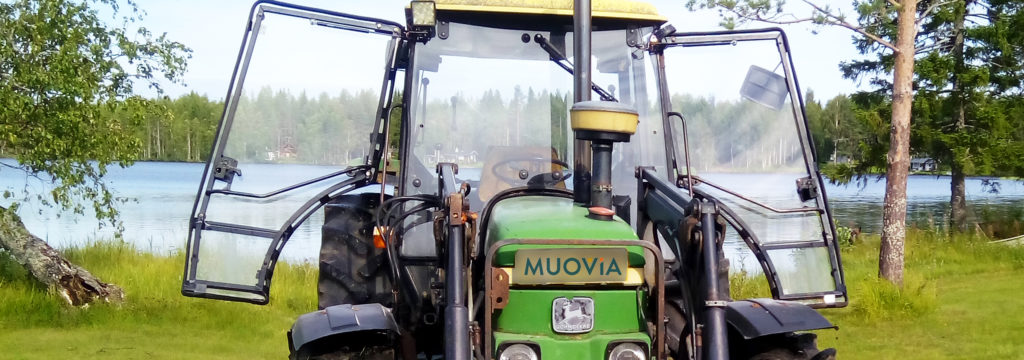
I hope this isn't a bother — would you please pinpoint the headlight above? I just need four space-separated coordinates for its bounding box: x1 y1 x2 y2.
607 342 647 360
498 343 539 360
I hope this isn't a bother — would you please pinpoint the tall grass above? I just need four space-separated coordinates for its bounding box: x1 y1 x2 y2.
3 228 1023 359
1 241 317 326
729 269 772 300
0 241 318 359
833 228 1024 320
816 228 1024 358
728 227 1024 322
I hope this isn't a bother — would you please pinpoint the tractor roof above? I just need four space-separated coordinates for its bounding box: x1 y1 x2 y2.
410 0 667 27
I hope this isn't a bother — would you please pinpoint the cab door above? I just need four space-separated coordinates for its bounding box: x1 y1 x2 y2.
181 1 404 304
651 28 847 307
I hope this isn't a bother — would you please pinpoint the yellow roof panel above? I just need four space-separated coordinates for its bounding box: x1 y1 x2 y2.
431 0 666 22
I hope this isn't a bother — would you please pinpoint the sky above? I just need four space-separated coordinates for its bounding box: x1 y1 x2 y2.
130 0 872 101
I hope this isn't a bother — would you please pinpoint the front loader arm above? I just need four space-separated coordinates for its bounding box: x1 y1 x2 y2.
436 162 472 360
637 168 836 360
636 168 730 360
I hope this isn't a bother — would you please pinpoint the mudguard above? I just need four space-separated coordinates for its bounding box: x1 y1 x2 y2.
725 298 835 339
289 303 400 352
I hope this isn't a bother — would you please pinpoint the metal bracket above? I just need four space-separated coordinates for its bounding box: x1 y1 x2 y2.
447 193 465 226
490 268 510 310
652 24 677 41
437 21 449 40
700 200 717 215
465 211 478 263
626 25 640 47
436 162 459 175
213 156 241 184
627 25 645 60
705 300 728 307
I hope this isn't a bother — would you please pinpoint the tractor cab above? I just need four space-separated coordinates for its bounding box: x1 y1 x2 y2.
181 1 846 359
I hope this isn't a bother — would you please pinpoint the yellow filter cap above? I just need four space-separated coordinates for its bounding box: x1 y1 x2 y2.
570 101 639 135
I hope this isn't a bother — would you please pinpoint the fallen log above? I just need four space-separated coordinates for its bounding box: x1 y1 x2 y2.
0 209 124 306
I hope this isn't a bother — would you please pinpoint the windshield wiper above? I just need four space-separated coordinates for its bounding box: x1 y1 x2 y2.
531 34 617 102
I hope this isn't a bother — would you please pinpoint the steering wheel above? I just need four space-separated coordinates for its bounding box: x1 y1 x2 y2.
490 157 573 188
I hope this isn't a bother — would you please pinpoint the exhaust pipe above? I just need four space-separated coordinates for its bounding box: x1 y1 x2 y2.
572 0 593 205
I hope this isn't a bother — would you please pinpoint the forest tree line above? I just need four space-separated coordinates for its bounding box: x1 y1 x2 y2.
71 86 1024 184
804 89 1024 180
109 88 569 166
135 92 222 163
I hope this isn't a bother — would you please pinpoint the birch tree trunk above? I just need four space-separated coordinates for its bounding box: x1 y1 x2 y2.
0 209 124 306
879 0 919 286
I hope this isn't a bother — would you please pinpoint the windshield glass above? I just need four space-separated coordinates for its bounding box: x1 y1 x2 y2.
406 22 574 207
401 21 666 256
661 34 841 300
405 22 662 204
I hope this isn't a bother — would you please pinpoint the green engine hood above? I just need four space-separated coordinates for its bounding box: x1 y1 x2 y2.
484 195 644 266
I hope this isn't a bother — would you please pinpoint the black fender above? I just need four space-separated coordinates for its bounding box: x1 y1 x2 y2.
288 303 400 354
725 298 835 339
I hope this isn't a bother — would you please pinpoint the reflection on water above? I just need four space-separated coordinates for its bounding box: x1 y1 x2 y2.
826 175 1024 232
1 161 1022 267
0 161 342 264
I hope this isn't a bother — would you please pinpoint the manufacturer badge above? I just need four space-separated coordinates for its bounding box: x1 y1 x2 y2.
552 297 594 334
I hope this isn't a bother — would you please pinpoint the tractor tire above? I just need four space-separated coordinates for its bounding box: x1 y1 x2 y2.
741 333 836 360
291 345 394 360
665 299 693 360
318 194 393 309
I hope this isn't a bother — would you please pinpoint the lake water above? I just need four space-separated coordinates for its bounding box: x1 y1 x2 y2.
1 161 1022 264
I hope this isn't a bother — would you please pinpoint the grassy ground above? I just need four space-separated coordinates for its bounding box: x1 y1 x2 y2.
0 242 318 359
1 230 1022 359
813 229 1024 359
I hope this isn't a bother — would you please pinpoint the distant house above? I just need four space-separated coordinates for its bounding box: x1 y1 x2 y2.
831 154 852 164
910 157 937 172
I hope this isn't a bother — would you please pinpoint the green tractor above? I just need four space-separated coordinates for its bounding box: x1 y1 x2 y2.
181 1 848 359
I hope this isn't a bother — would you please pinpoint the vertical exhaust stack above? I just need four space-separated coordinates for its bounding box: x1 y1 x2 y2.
571 0 637 219
572 0 592 205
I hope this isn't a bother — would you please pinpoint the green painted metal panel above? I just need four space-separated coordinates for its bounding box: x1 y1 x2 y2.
495 289 645 334
486 196 645 266
493 331 651 360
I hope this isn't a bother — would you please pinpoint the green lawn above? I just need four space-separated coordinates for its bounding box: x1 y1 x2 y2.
1 229 1022 359
0 242 317 359
815 230 1024 359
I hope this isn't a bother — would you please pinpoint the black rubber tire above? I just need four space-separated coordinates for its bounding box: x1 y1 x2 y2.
292 345 394 360
749 347 836 360
665 300 693 360
318 194 393 309
743 333 836 360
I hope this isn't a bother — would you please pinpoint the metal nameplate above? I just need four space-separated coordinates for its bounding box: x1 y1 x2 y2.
552 297 595 334
513 248 628 285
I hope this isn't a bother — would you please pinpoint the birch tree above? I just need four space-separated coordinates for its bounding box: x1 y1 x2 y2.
0 0 189 304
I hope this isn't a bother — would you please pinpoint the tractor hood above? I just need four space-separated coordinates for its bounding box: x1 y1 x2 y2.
483 195 644 267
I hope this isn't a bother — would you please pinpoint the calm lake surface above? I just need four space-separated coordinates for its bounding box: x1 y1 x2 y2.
1 161 1022 264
